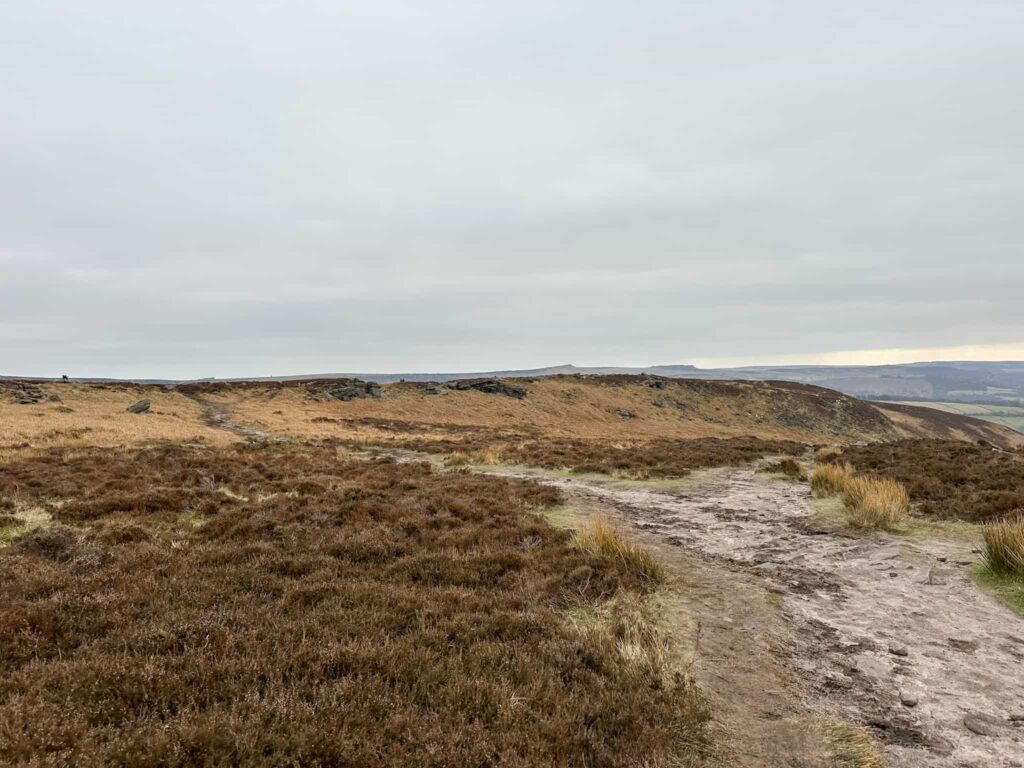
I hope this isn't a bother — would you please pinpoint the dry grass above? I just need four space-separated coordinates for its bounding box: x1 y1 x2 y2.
842 476 910 530
0 441 710 766
203 375 898 445
811 462 855 497
825 720 883 768
830 439 1024 522
0 382 228 457
983 513 1024 576
812 463 909 530
763 457 806 480
575 519 666 584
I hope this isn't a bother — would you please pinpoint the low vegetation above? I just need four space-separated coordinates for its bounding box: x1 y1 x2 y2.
841 476 910 530
982 514 1024 576
0 442 710 766
811 461 855 497
574 519 666 584
826 439 1024 522
811 462 908 530
494 436 805 479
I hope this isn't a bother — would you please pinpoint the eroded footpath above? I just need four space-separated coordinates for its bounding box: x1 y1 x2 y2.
497 465 1024 768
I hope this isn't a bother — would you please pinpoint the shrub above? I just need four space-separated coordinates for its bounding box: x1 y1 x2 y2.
815 446 842 464
575 519 665 584
774 458 806 479
843 477 909 530
983 514 1024 576
831 439 1024 522
811 462 854 497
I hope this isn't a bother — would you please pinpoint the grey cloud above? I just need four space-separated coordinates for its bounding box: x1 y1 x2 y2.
2 1 1022 377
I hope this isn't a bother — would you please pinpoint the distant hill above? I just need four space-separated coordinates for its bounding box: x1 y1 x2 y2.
6 360 1024 409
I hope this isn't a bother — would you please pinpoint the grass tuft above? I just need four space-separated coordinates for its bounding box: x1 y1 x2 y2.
825 720 883 768
575 519 665 584
811 462 854 497
842 476 909 530
982 513 1024 576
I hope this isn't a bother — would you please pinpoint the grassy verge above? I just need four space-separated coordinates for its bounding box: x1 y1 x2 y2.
972 564 1024 617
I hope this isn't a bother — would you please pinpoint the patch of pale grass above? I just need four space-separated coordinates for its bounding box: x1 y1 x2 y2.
0 504 54 546
982 514 1024 576
575 518 665 583
444 447 503 467
843 476 909 530
825 720 883 768
811 462 854 497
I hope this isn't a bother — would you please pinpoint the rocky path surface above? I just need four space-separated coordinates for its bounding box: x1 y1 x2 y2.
500 466 1024 768
183 395 271 441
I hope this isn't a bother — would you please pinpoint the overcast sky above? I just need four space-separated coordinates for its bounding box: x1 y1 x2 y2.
2 1 1022 378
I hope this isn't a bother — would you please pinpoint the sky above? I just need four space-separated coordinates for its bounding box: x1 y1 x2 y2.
2 1 1022 379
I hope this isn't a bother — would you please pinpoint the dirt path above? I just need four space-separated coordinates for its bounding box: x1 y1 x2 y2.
183 395 272 441
496 466 1024 768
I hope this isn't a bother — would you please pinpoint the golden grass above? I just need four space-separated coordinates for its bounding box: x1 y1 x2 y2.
983 514 1024 576
0 384 229 458
812 463 909 530
843 476 909 530
215 376 894 446
811 462 855 497
575 519 665 583
825 720 883 768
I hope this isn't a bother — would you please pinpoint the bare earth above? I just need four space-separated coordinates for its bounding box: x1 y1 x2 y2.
493 465 1024 768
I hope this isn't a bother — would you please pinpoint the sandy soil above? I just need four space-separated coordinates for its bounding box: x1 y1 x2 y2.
509 466 1024 767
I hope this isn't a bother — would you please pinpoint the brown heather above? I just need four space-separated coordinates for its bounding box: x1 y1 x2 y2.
391 435 806 479
829 439 1024 522
0 442 710 767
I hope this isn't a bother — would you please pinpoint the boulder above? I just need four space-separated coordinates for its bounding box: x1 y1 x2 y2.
446 378 527 399
325 380 382 401
127 400 151 414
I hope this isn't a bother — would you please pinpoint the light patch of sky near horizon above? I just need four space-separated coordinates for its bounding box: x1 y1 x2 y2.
689 342 1024 370
1 1 1023 378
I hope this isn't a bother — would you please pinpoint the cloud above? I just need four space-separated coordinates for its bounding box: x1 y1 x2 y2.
2 1 1022 377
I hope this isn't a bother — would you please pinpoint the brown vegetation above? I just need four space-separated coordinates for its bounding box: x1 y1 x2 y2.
0 441 709 766
497 436 806 478
828 439 1024 522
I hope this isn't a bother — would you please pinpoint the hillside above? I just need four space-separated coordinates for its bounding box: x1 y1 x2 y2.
179 375 1024 450
5 376 1021 457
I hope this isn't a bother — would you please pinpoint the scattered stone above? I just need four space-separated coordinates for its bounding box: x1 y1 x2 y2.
900 692 918 708
869 545 902 562
937 556 948 562
614 409 636 419
889 645 909 657
824 671 854 690
963 713 1007 737
126 400 151 414
445 378 526 399
8 382 45 404
423 383 442 395
947 637 979 653
1010 714 1024 722
325 380 382 401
